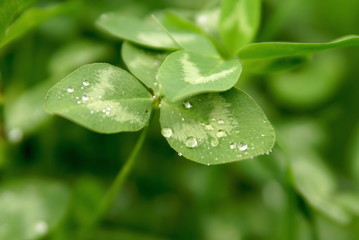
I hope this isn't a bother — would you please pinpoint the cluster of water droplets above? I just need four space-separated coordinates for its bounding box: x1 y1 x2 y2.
66 81 92 104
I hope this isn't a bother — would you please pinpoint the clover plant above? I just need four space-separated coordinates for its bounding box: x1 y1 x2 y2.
43 0 359 231
45 0 359 165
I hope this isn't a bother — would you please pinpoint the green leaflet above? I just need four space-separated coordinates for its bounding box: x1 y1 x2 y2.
96 13 218 57
238 35 359 60
160 88 275 165
157 50 242 102
122 41 168 93
44 63 153 134
220 0 261 56
0 1 77 48
0 179 70 240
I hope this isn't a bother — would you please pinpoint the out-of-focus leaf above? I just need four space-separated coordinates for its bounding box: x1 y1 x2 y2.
45 63 153 134
0 1 78 48
268 51 345 108
96 13 218 57
122 41 168 93
219 0 261 55
238 35 359 60
48 39 112 77
0 0 37 41
279 121 351 224
160 88 275 165
5 81 53 142
0 179 70 240
158 50 241 102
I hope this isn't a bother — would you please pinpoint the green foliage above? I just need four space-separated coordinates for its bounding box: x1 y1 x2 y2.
219 0 261 56
45 63 153 133
160 89 274 164
157 50 241 102
0 179 70 240
2 0 359 239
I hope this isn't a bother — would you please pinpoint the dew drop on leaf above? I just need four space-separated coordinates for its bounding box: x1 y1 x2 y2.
238 142 248 151
210 138 219 147
82 96 89 102
161 128 173 138
183 101 192 109
230 142 237 149
217 120 225 124
216 130 227 138
178 152 183 156
82 81 90 86
66 88 74 93
204 124 214 131
185 137 198 148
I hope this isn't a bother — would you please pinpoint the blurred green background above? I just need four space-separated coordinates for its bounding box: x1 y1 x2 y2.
1 0 359 239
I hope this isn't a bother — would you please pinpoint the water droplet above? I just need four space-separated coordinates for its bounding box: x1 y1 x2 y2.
76 101 81 104
183 101 192 109
154 82 158 86
181 117 185 121
229 142 237 149
185 137 198 148
66 88 74 93
204 124 214 131
155 73 159 80
210 138 219 147
82 81 90 86
216 130 226 138
82 96 89 102
217 120 225 124
34 220 48 235
161 128 173 138
261 134 265 137
178 152 183 156
238 142 248 151
8 128 23 143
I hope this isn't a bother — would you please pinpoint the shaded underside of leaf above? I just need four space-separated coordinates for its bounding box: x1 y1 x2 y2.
242 55 309 73
238 35 359 60
219 0 261 55
45 63 153 134
158 50 242 102
160 88 275 165
121 41 169 94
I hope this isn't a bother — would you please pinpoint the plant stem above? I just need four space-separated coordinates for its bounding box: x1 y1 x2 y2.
81 123 151 238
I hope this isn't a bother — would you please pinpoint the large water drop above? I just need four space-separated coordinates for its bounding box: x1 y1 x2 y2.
238 142 248 151
185 137 198 148
161 128 173 138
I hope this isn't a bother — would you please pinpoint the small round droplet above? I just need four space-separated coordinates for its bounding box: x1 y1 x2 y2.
210 138 219 147
183 101 192 109
181 117 185 121
185 137 198 148
82 81 90 86
82 96 89 102
216 130 226 138
66 88 74 93
178 152 183 156
161 128 173 138
218 120 225 124
229 142 237 149
204 124 214 131
238 142 248 151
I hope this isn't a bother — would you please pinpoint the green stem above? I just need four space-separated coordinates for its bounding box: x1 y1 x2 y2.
80 123 151 238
